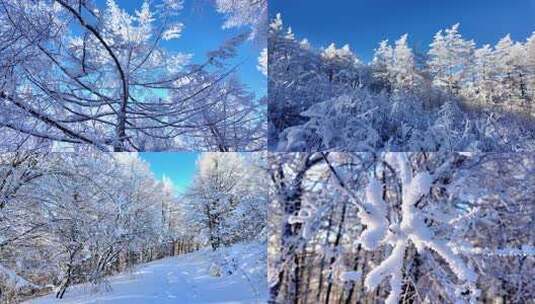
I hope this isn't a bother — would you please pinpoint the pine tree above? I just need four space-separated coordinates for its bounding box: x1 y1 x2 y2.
428 24 475 95
372 40 394 91
473 44 498 104
391 34 419 92
321 43 360 84
526 32 535 102
494 35 516 104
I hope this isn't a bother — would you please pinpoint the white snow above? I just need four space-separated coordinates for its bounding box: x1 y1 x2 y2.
162 23 184 41
357 177 388 250
364 241 406 304
257 48 267 76
454 244 535 257
402 171 432 207
25 243 267 304
0 264 35 289
361 153 477 303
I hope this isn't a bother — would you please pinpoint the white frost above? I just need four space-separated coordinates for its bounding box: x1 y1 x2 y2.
358 177 388 250
362 153 477 303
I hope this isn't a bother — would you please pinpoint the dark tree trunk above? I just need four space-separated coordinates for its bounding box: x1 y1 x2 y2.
325 203 347 303
316 212 335 302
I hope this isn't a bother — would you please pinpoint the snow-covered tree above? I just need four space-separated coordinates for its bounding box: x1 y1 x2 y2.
428 24 476 94
269 152 535 303
321 43 361 85
0 152 197 301
472 44 498 104
258 47 268 76
184 153 266 251
268 13 374 149
215 0 268 41
270 19 535 152
390 34 420 92
372 40 395 91
0 0 264 152
526 32 535 101
170 76 266 152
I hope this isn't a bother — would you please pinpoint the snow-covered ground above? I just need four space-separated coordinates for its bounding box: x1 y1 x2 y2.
1 264 37 289
25 242 267 304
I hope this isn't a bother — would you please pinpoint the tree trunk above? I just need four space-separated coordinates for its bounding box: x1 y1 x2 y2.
56 265 72 299
316 212 335 302
325 203 347 303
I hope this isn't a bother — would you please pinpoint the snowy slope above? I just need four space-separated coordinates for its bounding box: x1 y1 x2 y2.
0 264 36 289
25 242 267 304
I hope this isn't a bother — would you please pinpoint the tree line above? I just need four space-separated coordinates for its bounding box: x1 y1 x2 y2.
0 151 267 303
269 14 535 152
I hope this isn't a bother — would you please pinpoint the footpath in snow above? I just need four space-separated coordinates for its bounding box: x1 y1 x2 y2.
26 243 267 304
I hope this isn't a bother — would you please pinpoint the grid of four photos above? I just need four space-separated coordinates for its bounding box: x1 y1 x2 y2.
0 0 534 303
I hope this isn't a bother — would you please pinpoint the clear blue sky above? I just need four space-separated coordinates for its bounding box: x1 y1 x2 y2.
139 152 199 194
97 0 265 96
271 0 535 62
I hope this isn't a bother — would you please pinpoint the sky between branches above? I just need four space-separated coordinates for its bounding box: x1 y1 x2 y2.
139 152 200 194
109 0 266 96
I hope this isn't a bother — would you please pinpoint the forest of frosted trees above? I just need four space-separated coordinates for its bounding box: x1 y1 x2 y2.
269 152 534 303
0 151 267 303
269 14 535 152
2 1 535 304
0 0 267 152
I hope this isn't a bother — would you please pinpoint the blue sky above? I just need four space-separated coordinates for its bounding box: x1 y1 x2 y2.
271 0 535 62
139 152 199 194
97 0 265 96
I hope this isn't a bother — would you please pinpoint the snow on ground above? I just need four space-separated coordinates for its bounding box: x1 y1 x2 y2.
25 242 267 304
1 264 36 289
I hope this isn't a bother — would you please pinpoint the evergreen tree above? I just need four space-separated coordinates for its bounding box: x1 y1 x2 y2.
391 34 420 92
428 24 475 94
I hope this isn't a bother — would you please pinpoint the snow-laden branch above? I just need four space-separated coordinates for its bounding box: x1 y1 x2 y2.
358 177 388 250
360 153 478 304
